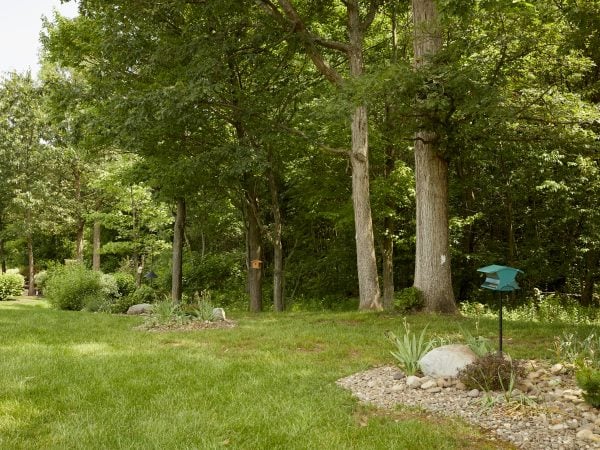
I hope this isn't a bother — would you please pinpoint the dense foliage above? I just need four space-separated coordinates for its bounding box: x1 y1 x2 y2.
0 0 599 312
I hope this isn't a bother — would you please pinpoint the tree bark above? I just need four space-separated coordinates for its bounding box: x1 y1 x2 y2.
27 235 35 296
75 219 85 262
172 197 186 304
268 155 284 312
581 250 597 306
245 184 263 313
92 221 101 271
256 0 381 310
382 225 395 310
348 1 382 310
0 238 6 274
411 0 457 313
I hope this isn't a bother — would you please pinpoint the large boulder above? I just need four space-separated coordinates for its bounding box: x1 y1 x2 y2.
212 308 226 321
127 303 153 315
419 344 478 378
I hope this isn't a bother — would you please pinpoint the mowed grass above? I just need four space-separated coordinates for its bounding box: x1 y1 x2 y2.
0 299 586 450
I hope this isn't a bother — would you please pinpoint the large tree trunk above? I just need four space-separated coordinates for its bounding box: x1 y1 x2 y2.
245 184 263 312
171 198 186 304
412 0 457 313
27 235 35 296
75 219 85 262
348 1 382 310
268 156 284 312
92 221 101 271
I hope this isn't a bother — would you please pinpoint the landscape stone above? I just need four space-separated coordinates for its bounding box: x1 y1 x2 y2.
212 307 226 321
405 375 422 389
126 303 153 315
419 344 478 378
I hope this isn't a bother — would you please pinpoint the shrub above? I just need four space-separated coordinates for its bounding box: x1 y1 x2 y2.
458 354 524 392
112 272 136 297
109 294 140 314
0 273 24 301
385 320 433 376
394 287 424 313
108 285 157 314
576 367 600 408
34 271 48 294
45 264 104 311
129 285 157 304
100 273 120 300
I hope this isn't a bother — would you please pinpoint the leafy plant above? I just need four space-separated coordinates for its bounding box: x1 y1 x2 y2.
575 367 600 408
459 326 493 357
385 320 433 376
45 264 104 311
112 271 136 297
458 354 524 392
183 290 215 321
0 273 24 300
394 287 424 313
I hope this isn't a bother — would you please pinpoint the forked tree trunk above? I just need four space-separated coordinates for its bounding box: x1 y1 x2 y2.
268 159 284 312
245 185 263 312
172 197 186 304
412 0 457 313
348 1 381 310
92 221 101 271
27 235 35 296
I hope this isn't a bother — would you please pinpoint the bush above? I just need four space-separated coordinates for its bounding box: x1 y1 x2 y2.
576 367 600 408
100 273 120 300
0 273 24 301
394 287 424 313
34 271 48 294
458 354 524 392
45 264 104 311
112 272 136 297
109 285 157 314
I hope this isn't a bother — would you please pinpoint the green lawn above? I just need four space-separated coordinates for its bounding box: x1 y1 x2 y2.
0 298 587 449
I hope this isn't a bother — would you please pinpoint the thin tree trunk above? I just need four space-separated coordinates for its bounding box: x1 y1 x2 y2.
348 1 381 310
27 235 35 296
171 197 186 304
0 237 6 274
382 225 395 310
268 155 284 312
581 250 597 306
245 184 263 312
92 221 101 271
412 0 457 313
75 219 85 262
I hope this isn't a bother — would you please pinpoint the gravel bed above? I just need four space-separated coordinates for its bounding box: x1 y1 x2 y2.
337 362 600 449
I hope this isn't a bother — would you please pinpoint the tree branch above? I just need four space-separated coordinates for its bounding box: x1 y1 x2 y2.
255 0 345 86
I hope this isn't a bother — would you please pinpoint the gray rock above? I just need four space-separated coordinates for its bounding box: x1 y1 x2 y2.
576 429 600 442
467 389 480 398
127 303 153 315
406 375 422 389
419 344 478 378
421 380 438 390
212 307 226 321
392 372 405 380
